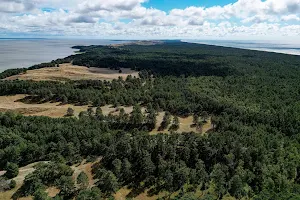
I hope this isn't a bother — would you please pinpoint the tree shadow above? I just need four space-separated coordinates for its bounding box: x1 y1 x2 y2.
16 96 48 104
126 182 148 198
12 186 25 200
147 185 163 197
190 124 196 128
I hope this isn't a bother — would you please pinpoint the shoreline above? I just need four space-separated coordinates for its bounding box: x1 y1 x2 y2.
183 40 300 56
1 39 300 73
0 39 128 72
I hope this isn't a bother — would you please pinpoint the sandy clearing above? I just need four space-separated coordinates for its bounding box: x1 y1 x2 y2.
111 40 164 47
72 158 101 189
0 162 43 200
0 95 145 118
0 95 212 134
0 159 102 200
0 159 173 200
114 188 162 200
202 118 213 133
45 187 60 198
0 171 5 177
46 158 102 197
4 63 139 82
149 113 211 135
101 105 146 116
114 187 178 200
0 95 89 118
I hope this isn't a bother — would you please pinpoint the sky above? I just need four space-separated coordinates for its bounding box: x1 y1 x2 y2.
0 0 299 40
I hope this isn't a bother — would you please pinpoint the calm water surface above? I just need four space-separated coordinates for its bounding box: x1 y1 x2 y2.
1 39 299 72
0 39 125 72
185 40 300 56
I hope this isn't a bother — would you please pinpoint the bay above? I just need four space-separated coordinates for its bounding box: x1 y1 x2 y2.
0 39 125 72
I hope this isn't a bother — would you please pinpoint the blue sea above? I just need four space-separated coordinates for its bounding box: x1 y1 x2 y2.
0 39 126 72
185 40 300 56
1 39 299 72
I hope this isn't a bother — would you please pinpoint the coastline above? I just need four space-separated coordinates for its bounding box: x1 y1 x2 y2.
0 39 127 72
183 40 300 56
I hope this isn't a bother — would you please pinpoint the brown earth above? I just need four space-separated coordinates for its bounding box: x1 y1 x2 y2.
45 187 60 198
0 162 44 200
4 63 139 82
0 95 142 118
0 95 212 134
0 95 89 118
114 188 169 200
111 40 164 47
150 114 212 135
72 158 101 189
0 158 102 200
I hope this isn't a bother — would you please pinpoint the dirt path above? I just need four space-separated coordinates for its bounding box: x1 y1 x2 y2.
0 162 43 200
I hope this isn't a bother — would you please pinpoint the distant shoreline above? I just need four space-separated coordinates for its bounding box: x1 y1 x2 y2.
183 40 300 56
0 39 127 72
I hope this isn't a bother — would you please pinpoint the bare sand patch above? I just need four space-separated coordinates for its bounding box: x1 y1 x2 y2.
114 188 164 200
45 187 60 198
4 63 139 82
111 40 164 47
0 95 212 134
0 95 136 118
114 187 179 200
0 162 42 200
0 95 89 118
72 158 101 189
149 113 211 135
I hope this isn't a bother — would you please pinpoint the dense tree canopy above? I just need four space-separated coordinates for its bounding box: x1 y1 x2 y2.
1 41 300 199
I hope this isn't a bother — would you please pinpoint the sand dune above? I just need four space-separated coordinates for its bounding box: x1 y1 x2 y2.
5 63 139 82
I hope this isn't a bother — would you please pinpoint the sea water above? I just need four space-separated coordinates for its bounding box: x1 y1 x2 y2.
1 39 299 72
0 39 125 72
185 40 300 56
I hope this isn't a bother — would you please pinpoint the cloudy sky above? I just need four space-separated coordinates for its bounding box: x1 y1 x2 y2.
0 0 299 40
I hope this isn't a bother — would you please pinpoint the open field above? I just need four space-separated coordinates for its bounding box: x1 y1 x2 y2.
149 113 212 135
0 95 212 134
114 188 170 200
111 40 164 47
0 158 101 200
0 95 90 118
4 63 139 82
0 162 41 200
72 158 101 189
0 159 177 200
0 95 143 118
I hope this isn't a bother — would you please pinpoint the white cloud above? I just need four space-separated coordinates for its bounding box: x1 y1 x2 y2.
77 0 147 12
281 14 300 21
265 0 300 15
0 0 34 13
0 0 299 39
242 15 279 23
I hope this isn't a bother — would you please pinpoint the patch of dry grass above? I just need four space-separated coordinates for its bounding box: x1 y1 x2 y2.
4 63 139 82
114 186 182 200
114 188 169 200
0 95 146 118
111 40 163 47
0 95 212 134
72 158 101 189
0 162 41 200
0 158 103 200
45 187 60 198
150 113 212 135
0 95 89 118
